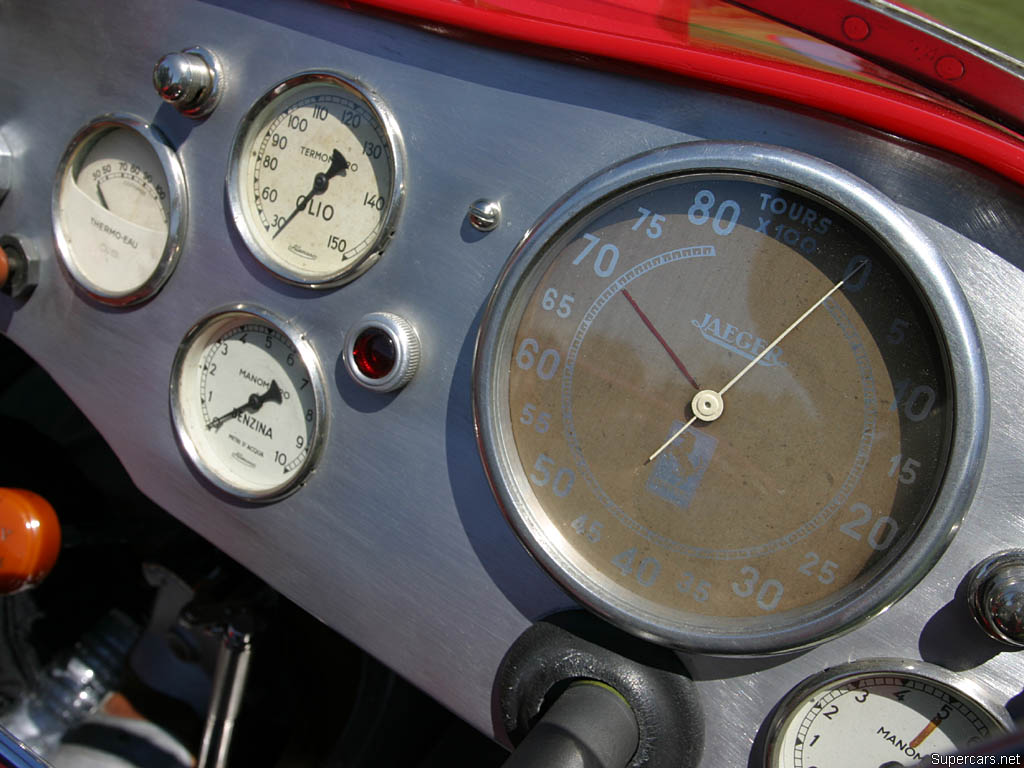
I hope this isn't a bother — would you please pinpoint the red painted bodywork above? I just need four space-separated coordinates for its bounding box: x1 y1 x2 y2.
732 0 1024 134
344 0 1024 187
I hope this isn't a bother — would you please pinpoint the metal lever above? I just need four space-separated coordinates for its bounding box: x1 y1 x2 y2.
197 624 252 768
180 567 269 768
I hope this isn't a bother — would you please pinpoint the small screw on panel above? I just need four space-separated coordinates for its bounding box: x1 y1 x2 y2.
468 199 501 232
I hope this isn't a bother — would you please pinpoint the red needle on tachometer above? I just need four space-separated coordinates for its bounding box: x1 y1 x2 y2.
621 289 700 390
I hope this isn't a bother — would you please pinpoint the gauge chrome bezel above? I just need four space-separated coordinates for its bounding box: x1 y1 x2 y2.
473 142 988 654
170 304 329 502
53 113 187 306
763 658 1013 767
226 71 406 289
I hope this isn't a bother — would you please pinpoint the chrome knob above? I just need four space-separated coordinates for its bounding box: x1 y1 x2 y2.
153 46 221 118
967 550 1024 647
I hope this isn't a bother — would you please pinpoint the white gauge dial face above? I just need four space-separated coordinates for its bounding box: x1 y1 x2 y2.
230 74 401 286
769 666 1009 767
173 309 325 500
55 118 181 303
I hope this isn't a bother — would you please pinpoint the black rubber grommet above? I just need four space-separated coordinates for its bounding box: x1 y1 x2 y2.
495 612 704 768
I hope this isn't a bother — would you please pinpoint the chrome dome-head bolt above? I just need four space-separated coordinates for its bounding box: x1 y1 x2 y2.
967 549 1024 647
153 46 222 118
468 199 501 232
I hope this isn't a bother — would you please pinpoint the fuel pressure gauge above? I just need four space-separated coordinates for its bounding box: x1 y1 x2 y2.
764 660 1012 767
54 115 186 304
227 72 404 288
171 305 327 501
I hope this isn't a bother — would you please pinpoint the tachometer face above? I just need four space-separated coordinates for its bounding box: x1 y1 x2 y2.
765 660 1010 767
53 115 185 304
171 306 327 501
474 144 987 653
227 72 404 287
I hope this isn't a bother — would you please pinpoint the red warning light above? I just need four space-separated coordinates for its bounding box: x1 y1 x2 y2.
352 327 396 380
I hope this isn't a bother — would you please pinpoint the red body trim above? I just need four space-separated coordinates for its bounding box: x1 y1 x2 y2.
732 0 1024 135
348 0 1024 187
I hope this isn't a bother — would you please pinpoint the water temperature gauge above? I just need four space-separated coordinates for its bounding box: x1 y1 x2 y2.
764 660 1012 767
170 305 328 501
54 114 186 304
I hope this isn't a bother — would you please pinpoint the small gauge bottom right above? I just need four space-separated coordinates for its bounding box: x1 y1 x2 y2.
765 659 1013 767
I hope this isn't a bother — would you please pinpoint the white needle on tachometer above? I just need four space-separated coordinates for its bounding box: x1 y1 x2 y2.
644 259 868 465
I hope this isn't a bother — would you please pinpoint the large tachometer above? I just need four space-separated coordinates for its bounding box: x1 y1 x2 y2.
474 143 987 654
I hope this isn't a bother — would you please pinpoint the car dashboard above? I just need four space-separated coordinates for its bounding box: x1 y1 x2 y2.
2 0 1024 765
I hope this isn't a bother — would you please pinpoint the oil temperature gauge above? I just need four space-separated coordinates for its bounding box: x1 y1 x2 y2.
228 72 404 287
170 305 327 501
54 114 186 304
765 660 1012 767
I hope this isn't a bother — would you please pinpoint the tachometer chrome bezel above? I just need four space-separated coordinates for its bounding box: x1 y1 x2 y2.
473 142 988 654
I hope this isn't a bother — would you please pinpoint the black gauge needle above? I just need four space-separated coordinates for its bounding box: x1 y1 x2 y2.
272 148 349 240
96 182 110 210
206 379 283 430
621 289 700 390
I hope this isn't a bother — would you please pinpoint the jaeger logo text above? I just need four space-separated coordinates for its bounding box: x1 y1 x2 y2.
692 313 785 367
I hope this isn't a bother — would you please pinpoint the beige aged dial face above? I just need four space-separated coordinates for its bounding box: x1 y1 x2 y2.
54 117 184 304
486 170 955 649
229 74 402 287
171 307 327 502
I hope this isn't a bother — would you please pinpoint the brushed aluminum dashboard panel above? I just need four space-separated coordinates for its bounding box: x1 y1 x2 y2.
1 0 1023 764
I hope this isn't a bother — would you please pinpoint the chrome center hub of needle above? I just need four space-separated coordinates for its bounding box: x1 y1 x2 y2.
691 389 723 422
